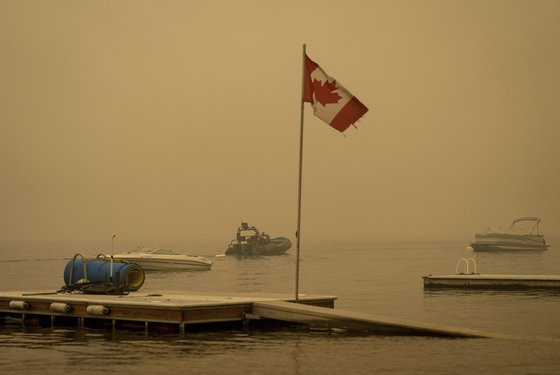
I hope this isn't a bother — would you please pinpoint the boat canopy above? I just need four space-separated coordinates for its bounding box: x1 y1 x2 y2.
509 217 542 234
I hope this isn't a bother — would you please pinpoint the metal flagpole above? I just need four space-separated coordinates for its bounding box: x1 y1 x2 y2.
295 43 306 302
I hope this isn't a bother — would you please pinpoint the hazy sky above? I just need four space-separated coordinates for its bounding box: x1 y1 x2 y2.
1 0 559 250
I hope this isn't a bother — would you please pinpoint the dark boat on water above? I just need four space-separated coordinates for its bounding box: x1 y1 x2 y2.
225 222 292 256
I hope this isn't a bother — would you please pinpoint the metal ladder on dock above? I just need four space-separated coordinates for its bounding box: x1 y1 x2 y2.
455 257 478 275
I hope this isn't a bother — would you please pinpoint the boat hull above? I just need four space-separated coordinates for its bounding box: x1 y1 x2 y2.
111 256 212 271
470 243 548 251
470 233 548 251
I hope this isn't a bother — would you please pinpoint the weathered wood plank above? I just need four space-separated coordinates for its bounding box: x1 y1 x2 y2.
183 305 250 323
252 300 506 338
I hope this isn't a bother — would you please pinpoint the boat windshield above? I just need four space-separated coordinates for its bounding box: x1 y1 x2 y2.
151 248 181 255
239 229 258 237
134 247 180 255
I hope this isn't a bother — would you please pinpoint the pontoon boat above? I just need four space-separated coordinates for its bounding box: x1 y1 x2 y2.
470 217 548 251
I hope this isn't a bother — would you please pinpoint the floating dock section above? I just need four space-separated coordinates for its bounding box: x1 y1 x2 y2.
252 300 503 338
423 274 560 289
0 290 334 333
0 290 501 338
424 257 560 290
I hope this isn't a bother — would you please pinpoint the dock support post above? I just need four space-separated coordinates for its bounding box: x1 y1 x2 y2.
144 321 149 335
51 315 54 329
179 322 185 335
112 319 116 332
22 313 25 328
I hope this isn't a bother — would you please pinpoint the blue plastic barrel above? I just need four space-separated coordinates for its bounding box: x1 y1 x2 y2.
63 258 145 291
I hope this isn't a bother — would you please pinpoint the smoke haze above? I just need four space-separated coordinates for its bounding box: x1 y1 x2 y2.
1 0 559 251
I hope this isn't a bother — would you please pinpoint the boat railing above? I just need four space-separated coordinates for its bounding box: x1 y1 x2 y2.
455 258 478 275
509 217 541 235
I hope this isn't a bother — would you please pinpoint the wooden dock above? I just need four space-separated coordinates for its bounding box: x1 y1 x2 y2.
423 274 560 289
0 290 334 332
0 290 501 338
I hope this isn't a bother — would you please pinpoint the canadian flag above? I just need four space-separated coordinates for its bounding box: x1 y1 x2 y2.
303 55 368 132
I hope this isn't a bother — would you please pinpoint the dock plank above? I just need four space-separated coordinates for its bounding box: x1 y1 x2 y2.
253 300 506 338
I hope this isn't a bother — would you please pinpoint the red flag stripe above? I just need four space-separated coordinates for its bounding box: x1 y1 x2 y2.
303 55 319 102
330 96 369 132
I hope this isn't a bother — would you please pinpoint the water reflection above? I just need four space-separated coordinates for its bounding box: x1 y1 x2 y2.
2 324 560 374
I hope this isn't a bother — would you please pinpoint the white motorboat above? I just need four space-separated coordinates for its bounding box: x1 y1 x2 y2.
470 217 548 251
104 247 213 271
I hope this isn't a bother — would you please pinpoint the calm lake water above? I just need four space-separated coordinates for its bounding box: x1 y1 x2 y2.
1 240 560 374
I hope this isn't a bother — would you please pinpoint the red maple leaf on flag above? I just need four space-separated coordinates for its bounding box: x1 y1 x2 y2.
312 79 342 106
